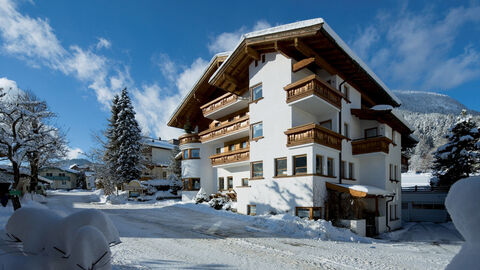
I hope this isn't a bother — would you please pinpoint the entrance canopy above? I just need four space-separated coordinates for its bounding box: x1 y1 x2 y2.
326 182 393 198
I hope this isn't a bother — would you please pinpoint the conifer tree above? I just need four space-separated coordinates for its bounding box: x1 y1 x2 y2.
115 88 142 186
103 94 120 190
432 110 480 187
167 146 182 192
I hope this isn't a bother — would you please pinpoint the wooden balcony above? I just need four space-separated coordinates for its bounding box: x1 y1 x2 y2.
352 136 392 155
199 116 249 143
284 75 343 109
210 148 249 166
179 133 200 145
284 123 344 150
200 92 241 118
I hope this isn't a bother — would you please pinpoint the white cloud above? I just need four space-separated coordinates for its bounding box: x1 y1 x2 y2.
0 0 126 107
67 147 84 159
351 4 480 90
208 20 271 54
152 53 178 83
96 37 111 50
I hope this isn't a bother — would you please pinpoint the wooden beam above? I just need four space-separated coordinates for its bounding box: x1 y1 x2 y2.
292 57 315 73
223 73 238 88
245 46 260 61
274 41 292 58
294 38 337 76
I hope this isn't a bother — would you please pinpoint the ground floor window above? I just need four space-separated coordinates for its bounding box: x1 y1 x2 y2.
227 176 233 189
241 178 249 187
295 207 322 220
182 178 201 191
247 205 256 216
218 177 224 191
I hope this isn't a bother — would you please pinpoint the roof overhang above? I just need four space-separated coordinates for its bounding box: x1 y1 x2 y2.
209 18 401 107
326 182 394 198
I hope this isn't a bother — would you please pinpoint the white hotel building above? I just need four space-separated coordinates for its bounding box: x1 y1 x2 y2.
168 18 416 236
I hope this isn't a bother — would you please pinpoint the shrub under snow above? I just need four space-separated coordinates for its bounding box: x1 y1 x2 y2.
3 208 120 269
194 187 209 204
445 176 480 269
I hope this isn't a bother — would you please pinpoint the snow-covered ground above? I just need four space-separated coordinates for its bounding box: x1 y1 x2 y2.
402 172 432 187
0 190 461 269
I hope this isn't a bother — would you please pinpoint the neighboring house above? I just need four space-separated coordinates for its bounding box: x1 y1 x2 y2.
402 186 450 223
167 18 417 236
0 165 52 193
70 164 96 190
140 137 178 180
39 167 83 190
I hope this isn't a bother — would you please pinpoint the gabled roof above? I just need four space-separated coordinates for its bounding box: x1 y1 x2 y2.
141 137 175 150
168 18 402 130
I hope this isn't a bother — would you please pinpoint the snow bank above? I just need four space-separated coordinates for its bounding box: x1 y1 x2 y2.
178 202 371 243
445 176 480 269
69 226 112 270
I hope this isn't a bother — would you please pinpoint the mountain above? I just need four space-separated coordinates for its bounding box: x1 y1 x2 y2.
54 158 93 168
394 91 480 172
394 90 480 115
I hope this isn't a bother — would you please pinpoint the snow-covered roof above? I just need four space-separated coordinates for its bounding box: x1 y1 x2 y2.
327 182 394 197
168 52 230 127
209 18 401 106
141 137 176 150
143 179 170 186
40 166 82 175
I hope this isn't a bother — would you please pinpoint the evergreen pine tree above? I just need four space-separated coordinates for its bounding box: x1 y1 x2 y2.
115 88 142 186
432 110 480 187
167 146 182 192
103 95 120 192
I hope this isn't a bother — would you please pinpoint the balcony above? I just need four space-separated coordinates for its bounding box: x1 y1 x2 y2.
179 133 201 145
352 136 392 155
199 116 249 143
284 75 343 112
284 123 343 150
210 148 250 167
200 92 249 120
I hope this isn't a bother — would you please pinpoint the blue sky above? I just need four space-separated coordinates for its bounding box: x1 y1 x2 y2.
0 0 479 159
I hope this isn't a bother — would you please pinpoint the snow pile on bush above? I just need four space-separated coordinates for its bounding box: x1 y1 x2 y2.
194 188 209 203
2 208 120 269
445 177 480 270
208 197 231 210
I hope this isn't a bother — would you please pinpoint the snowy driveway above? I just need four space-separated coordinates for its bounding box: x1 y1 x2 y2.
7 191 462 270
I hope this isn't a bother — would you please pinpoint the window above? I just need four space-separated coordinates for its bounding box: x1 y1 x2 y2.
295 207 322 220
241 178 249 187
216 147 222 154
344 85 350 100
218 177 224 191
162 172 167 179
365 127 378 138
394 165 398 180
214 122 221 127
247 205 256 216
190 149 200 158
227 177 233 189
389 164 394 180
183 178 201 191
183 150 189 159
251 122 263 139
275 157 287 176
341 161 346 179
261 54 266 63
241 141 248 149
344 123 349 139
348 162 354 179
62 180 66 185
316 155 323 175
251 161 263 178
251 84 263 102
327 158 335 177
320 120 332 130
46 173 52 177
59 173 65 177
293 155 307 175
228 144 235 151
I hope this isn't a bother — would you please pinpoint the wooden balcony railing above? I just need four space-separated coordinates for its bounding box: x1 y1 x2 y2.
210 148 249 166
199 116 249 142
284 123 344 150
200 92 239 117
284 74 343 109
179 133 201 145
352 136 392 155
